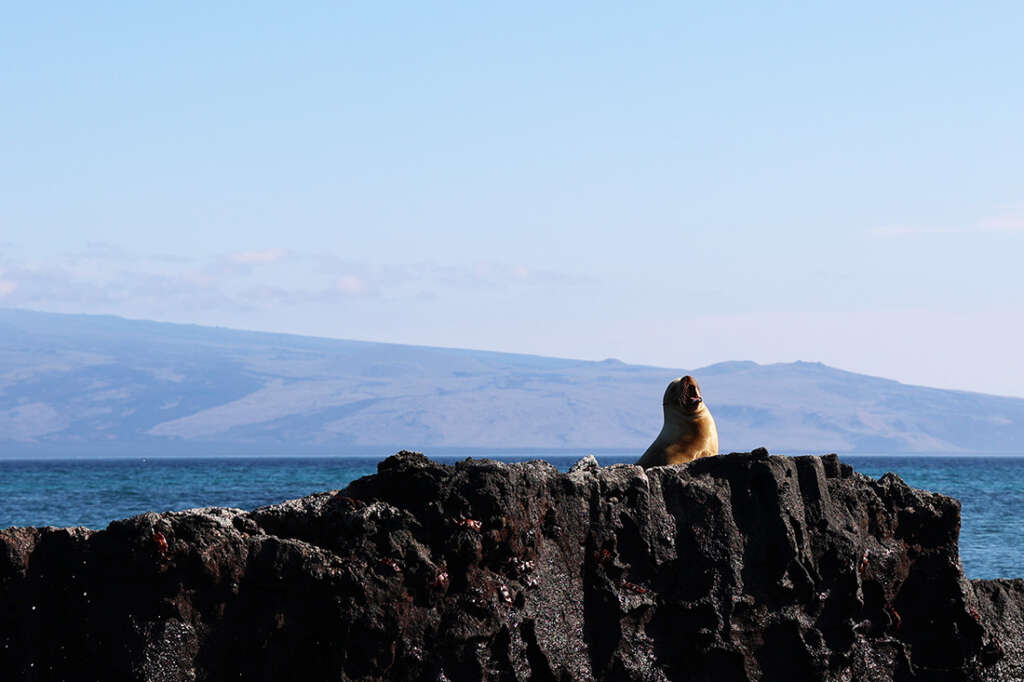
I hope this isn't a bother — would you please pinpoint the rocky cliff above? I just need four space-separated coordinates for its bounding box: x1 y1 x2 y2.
1 450 1022 681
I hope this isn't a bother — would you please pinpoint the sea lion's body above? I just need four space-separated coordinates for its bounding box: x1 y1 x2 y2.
637 375 718 467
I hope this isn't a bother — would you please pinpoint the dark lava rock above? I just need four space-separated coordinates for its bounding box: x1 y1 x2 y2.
1 450 1022 681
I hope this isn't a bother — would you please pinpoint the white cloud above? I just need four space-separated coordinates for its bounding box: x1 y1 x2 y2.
0 261 231 310
310 255 590 297
870 226 961 236
335 275 370 295
60 242 196 267
0 247 591 333
225 248 290 265
979 214 1024 232
871 211 1024 236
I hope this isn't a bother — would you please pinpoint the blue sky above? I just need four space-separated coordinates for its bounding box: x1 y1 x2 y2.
1 2 1022 396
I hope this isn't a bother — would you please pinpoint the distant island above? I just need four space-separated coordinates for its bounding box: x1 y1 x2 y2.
1 307 1022 456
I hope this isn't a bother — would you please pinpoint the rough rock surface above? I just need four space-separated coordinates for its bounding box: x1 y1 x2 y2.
1 450 1022 681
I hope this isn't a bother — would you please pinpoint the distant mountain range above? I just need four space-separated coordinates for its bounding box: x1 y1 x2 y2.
0 308 1021 456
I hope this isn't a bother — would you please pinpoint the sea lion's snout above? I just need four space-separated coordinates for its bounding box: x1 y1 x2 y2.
662 375 705 411
679 376 703 410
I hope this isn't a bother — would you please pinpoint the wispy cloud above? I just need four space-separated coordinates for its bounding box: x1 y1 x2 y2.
0 245 591 319
0 264 228 309
77 241 130 260
979 214 1024 231
335 275 371 295
224 248 290 265
62 241 196 266
313 256 589 295
234 278 379 306
871 210 1024 236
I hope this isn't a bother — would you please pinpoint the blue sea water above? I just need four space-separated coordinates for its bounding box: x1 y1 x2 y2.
0 453 1021 580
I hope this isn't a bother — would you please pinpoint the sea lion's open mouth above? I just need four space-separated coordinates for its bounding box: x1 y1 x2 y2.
681 382 702 410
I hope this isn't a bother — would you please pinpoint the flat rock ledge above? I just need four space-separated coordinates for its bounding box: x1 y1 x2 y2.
2 450 1023 681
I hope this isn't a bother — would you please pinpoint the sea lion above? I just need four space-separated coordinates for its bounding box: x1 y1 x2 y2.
637 375 718 467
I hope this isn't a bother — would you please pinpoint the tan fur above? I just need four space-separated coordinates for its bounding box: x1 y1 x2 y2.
637 375 719 468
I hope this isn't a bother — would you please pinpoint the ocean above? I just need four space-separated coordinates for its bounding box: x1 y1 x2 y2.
1 453 1020 580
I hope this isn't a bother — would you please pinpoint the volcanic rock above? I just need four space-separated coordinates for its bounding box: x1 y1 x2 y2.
1 450 1022 681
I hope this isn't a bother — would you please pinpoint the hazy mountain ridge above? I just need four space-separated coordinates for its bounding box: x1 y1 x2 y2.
1 308 1022 455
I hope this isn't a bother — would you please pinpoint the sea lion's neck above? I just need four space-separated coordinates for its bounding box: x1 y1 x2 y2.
659 404 709 439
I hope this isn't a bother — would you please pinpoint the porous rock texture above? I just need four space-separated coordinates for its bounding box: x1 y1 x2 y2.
1 450 1022 681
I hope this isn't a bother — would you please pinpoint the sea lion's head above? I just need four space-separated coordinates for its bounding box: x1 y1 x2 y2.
663 375 705 414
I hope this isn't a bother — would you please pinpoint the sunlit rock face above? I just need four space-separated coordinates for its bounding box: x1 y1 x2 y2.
1 450 1021 681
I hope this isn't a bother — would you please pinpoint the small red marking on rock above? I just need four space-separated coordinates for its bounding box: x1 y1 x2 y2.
331 494 365 509
887 605 902 630
619 580 647 594
152 531 169 558
458 519 482 531
377 559 401 575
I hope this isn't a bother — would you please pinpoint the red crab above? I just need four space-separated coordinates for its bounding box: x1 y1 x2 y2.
152 531 169 559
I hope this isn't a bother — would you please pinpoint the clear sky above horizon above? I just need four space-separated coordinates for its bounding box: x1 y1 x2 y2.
2 2 1022 397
